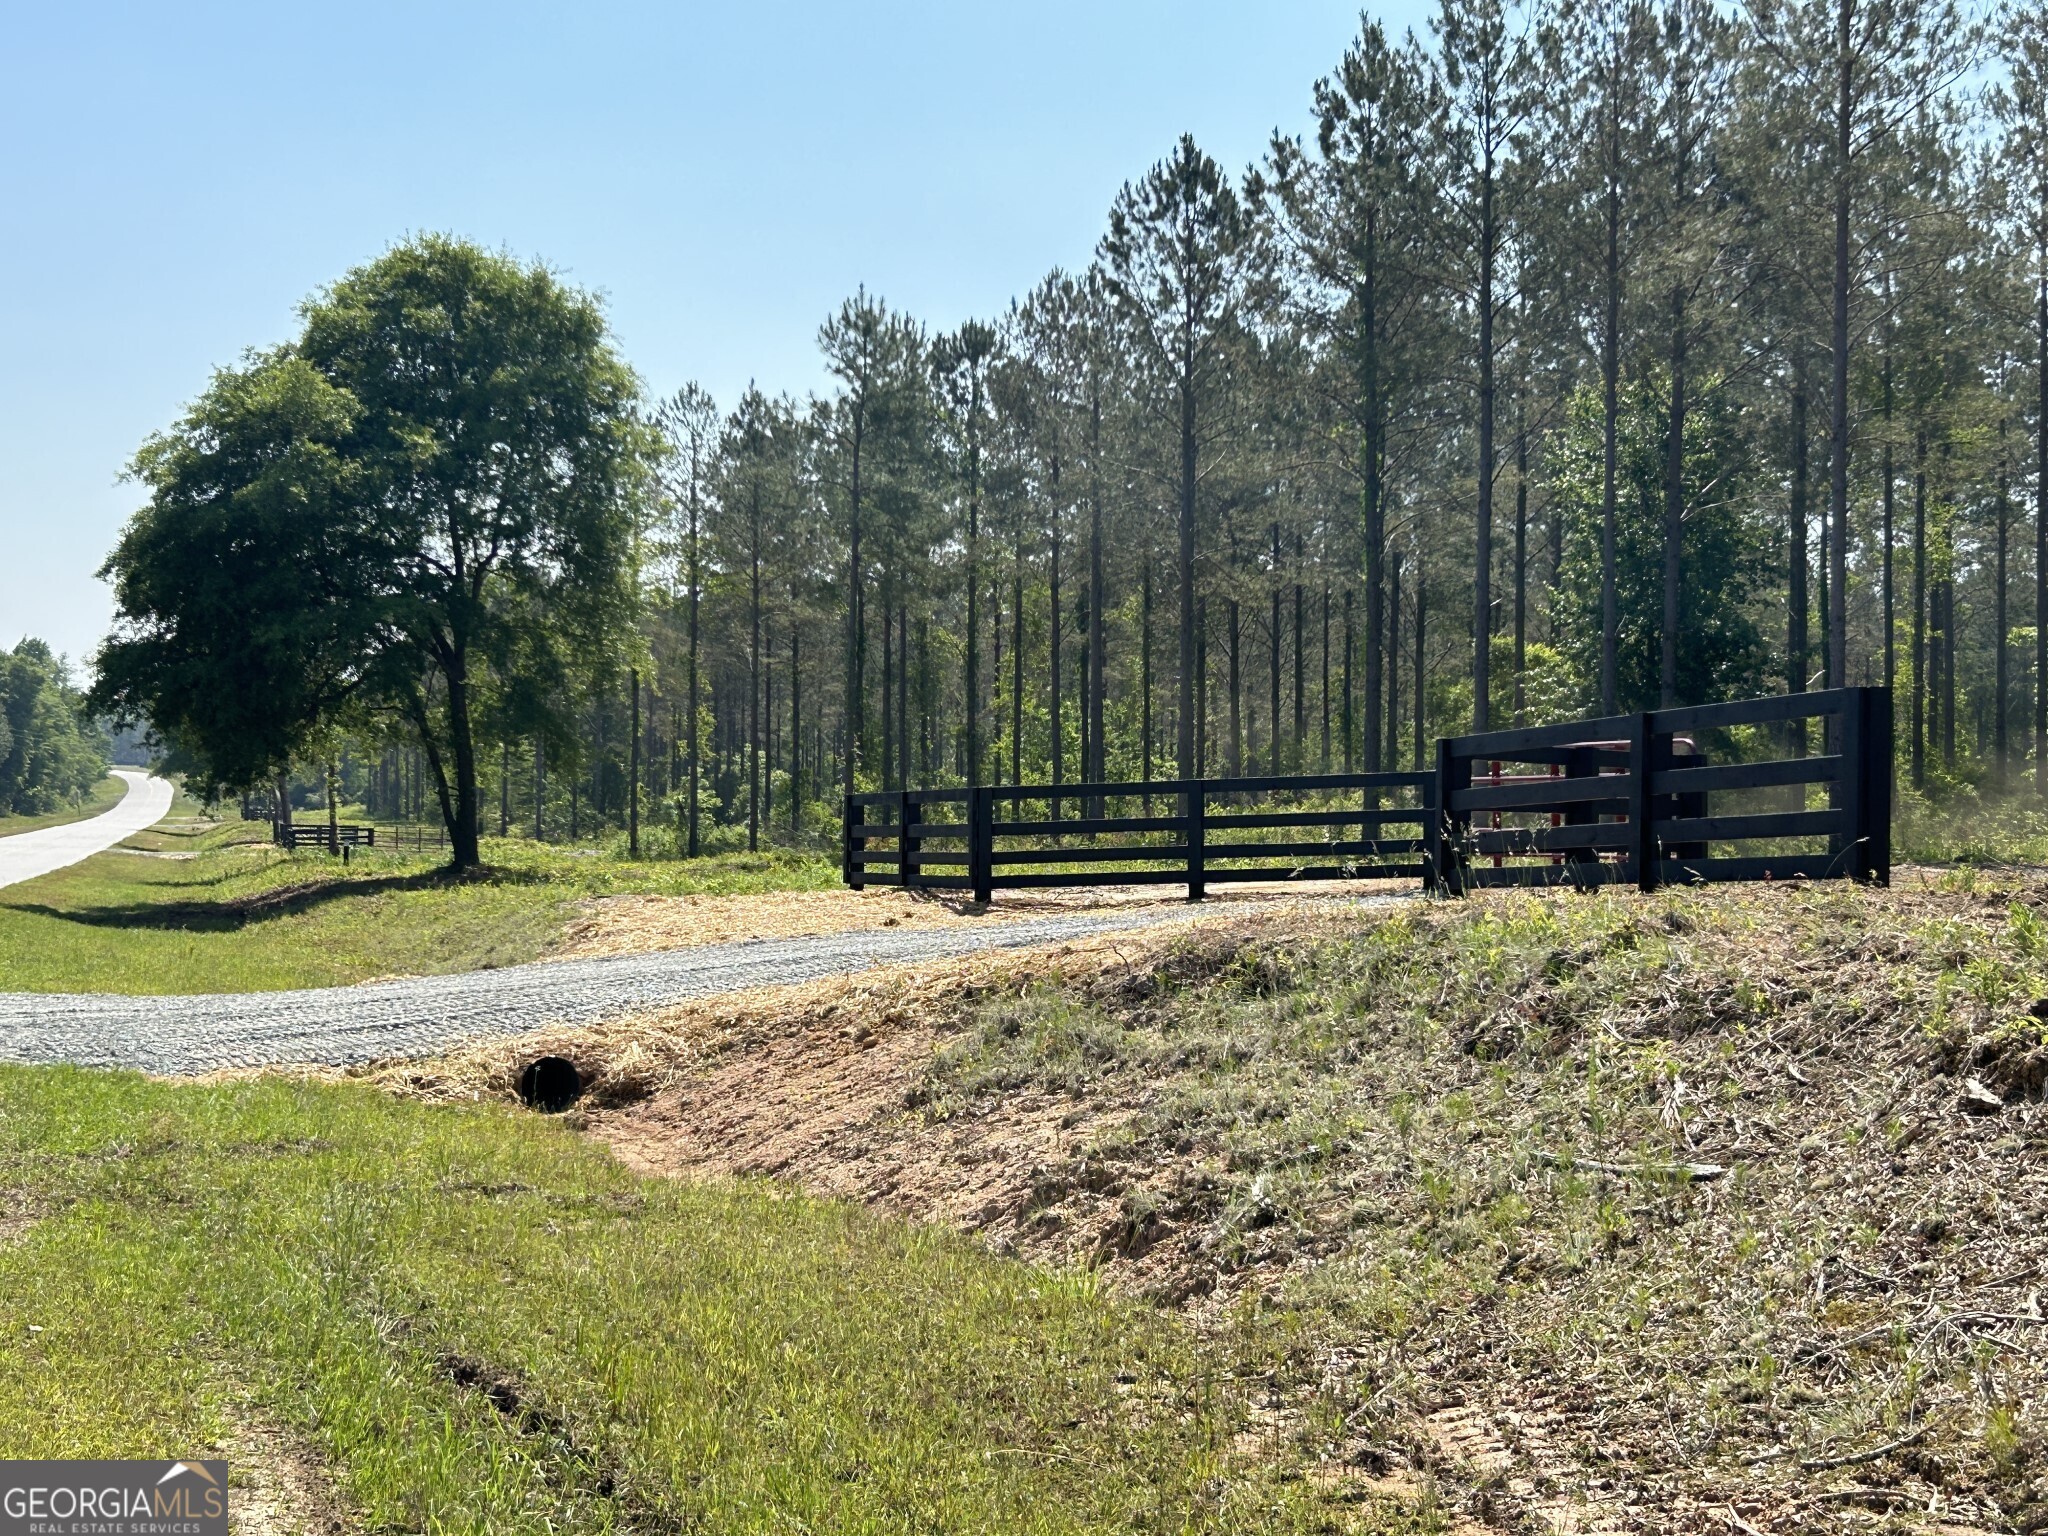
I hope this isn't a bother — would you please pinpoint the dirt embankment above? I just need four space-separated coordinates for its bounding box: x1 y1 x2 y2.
385 878 2048 1535
548 881 1338 960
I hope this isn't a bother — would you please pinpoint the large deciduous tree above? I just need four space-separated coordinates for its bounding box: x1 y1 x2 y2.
0 640 108 814
93 234 644 870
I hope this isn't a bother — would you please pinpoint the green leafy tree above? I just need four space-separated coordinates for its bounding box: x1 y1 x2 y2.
0 640 108 814
93 234 644 869
1552 371 1769 708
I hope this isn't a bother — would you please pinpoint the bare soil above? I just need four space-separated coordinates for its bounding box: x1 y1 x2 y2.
550 880 1392 959
221 1410 351 1536
361 914 1230 1109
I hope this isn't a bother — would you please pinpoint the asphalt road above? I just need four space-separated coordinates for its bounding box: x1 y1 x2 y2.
0 770 174 891
0 906 1222 1075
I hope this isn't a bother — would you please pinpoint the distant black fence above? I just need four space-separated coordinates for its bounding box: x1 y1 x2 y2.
843 686 1891 902
275 822 378 851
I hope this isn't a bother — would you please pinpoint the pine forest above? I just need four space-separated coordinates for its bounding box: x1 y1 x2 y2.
354 0 2048 858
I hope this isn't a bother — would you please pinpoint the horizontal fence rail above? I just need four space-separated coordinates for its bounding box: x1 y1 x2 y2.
276 822 378 850
843 686 1892 903
1427 685 1890 894
846 772 1432 903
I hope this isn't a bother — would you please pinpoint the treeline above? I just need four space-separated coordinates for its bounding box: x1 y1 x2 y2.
212 0 2048 856
0 640 109 816
494 0 2036 856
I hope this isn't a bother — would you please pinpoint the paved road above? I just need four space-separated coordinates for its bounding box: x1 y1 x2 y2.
0 770 174 891
0 906 1242 1075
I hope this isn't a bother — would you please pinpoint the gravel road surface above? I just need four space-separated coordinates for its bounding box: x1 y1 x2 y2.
0 905 1235 1074
0 770 173 891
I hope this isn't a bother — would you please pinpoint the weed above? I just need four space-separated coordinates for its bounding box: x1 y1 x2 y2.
0 1066 1384 1533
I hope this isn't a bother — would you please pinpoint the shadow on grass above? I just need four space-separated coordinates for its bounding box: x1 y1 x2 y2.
0 866 477 932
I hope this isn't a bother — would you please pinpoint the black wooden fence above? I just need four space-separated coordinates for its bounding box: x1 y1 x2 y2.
843 686 1892 902
1427 685 1890 893
275 822 378 851
845 771 1432 902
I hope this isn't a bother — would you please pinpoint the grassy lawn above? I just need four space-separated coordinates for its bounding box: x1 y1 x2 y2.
0 828 840 995
0 1067 1416 1533
0 771 128 837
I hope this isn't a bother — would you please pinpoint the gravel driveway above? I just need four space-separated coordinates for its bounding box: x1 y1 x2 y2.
0 770 174 890
0 906 1234 1074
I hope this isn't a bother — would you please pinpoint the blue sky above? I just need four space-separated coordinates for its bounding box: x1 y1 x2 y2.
0 1 1429 665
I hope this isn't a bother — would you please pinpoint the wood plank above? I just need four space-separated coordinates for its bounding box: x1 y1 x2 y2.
1204 808 1424 830
1655 809 1843 843
989 845 1188 866
1199 771 1433 795
1204 863 1425 882
1443 711 1639 758
1200 839 1423 860
1652 688 1855 734
1470 823 1630 854
1648 755 1840 794
1662 853 1849 882
1452 777 1630 812
991 815 1186 836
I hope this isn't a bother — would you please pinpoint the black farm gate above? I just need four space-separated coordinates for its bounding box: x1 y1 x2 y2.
843 686 1891 903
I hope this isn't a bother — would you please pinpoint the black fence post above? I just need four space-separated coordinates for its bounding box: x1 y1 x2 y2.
1185 785 1206 902
1560 745 1598 888
1844 686 1892 884
970 785 994 905
843 794 863 891
1429 739 1469 897
1629 712 1657 893
1836 690 1864 881
1868 686 1893 884
899 788 916 889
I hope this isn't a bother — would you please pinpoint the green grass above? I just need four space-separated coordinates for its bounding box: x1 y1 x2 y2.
0 771 128 837
1896 781 2048 865
910 888 2048 1522
0 829 840 995
0 1067 1417 1533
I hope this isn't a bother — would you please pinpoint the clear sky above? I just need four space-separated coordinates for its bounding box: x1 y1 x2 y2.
1 1 1431 667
